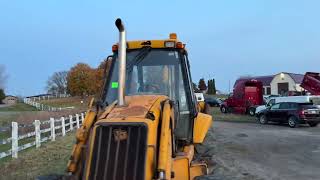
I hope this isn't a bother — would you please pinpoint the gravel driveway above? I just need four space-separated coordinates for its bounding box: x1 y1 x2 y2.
197 121 320 180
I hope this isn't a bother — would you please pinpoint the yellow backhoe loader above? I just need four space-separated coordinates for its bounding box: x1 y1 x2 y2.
66 18 212 180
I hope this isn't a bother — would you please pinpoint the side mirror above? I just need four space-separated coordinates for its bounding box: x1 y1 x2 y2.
193 112 212 143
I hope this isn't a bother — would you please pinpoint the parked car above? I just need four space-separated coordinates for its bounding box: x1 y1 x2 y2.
205 97 222 107
256 102 320 128
255 95 320 114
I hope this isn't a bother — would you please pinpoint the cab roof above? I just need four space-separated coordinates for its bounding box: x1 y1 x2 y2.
112 33 185 51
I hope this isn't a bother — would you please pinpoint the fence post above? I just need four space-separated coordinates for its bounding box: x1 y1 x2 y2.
50 118 55 141
11 122 18 158
81 113 84 124
35 120 41 148
76 114 80 128
69 115 74 131
61 117 66 136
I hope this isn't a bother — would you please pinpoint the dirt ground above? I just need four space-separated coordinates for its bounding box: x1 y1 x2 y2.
197 121 320 180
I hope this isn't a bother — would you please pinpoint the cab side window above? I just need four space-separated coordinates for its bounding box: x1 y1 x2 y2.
289 103 298 109
279 103 289 109
271 103 280 110
267 99 275 107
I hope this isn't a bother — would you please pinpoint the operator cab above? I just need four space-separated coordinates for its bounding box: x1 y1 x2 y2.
102 34 197 143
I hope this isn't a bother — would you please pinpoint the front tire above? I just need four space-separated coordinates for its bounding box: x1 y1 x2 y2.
248 107 256 116
259 114 268 124
308 122 318 127
288 116 298 128
221 106 227 113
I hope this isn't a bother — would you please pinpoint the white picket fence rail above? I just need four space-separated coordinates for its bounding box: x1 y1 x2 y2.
23 98 75 111
27 94 70 101
0 112 85 159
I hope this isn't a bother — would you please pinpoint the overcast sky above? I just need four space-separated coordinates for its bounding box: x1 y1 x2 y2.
1 0 320 96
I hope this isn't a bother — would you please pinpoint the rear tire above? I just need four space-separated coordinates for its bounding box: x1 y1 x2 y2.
308 122 318 127
259 114 268 124
288 116 298 128
248 107 256 116
221 106 227 113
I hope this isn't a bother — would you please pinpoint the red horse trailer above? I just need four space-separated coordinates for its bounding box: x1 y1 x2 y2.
221 79 264 116
301 72 320 95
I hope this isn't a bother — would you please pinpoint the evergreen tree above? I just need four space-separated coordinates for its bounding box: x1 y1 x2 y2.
212 78 217 95
207 79 217 95
0 89 5 104
207 79 213 94
198 78 207 91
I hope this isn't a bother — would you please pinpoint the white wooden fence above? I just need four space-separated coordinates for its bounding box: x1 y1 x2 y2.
23 98 75 111
0 112 85 159
27 94 70 101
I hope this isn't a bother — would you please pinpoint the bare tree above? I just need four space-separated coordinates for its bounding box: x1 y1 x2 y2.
46 71 68 95
0 65 8 90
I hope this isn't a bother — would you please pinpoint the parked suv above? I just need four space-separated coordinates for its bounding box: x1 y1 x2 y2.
205 97 222 107
256 102 320 128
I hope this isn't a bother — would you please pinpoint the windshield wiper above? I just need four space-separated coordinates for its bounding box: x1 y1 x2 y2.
127 46 152 72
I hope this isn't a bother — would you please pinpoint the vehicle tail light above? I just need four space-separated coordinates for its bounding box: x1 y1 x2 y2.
299 110 305 117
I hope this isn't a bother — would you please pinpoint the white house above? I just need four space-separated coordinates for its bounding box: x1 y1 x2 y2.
235 72 304 96
270 72 304 95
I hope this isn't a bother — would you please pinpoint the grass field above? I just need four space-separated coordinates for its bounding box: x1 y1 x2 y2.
0 103 37 112
209 107 256 123
0 103 38 126
0 132 75 180
39 96 91 110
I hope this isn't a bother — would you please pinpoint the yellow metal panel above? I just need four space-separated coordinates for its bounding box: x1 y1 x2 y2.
197 101 206 112
84 125 99 180
145 145 156 180
190 162 208 179
157 101 172 178
172 158 190 180
193 113 212 143
84 95 169 180
113 38 183 50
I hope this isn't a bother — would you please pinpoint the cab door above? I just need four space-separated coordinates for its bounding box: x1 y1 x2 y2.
268 103 281 121
278 102 290 122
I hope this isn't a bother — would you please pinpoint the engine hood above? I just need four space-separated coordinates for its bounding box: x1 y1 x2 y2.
99 95 168 120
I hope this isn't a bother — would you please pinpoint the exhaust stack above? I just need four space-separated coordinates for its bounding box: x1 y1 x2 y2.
115 18 126 106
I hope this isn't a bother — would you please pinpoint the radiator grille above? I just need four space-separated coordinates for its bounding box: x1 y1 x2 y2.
87 123 148 180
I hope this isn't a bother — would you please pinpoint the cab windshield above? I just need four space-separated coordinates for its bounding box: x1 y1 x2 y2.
104 48 190 111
